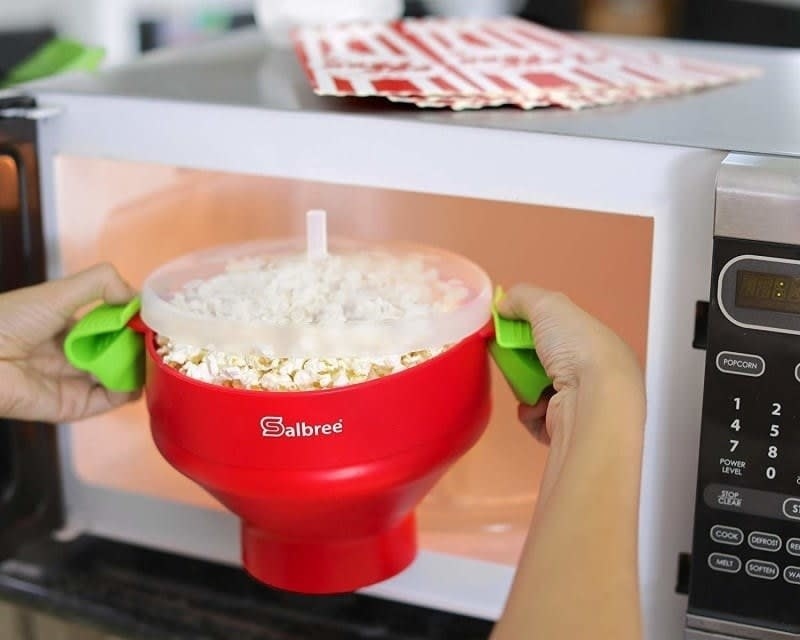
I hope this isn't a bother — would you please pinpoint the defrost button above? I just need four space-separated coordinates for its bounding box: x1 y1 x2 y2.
748 531 782 552
716 351 765 377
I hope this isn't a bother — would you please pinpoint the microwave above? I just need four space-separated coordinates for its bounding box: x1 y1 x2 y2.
0 29 798 640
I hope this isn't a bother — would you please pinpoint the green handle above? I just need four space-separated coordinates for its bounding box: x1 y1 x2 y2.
1 38 105 88
489 340 552 405
63 297 145 393
488 287 553 405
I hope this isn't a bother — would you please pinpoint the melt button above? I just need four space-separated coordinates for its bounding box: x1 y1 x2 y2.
708 553 741 574
715 351 765 377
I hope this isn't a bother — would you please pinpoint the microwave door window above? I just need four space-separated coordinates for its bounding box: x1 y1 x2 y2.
54 156 651 573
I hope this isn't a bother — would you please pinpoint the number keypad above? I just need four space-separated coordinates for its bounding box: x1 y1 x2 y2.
716 379 792 486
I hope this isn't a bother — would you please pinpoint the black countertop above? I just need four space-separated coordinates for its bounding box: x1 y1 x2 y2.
0 536 494 640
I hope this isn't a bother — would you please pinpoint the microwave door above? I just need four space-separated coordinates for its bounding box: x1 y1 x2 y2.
0 98 64 559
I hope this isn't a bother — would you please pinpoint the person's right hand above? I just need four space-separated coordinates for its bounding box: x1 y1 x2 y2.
491 285 646 640
497 284 645 448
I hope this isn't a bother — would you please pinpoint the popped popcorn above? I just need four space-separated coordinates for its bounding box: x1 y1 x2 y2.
157 336 449 391
169 250 470 325
157 250 465 391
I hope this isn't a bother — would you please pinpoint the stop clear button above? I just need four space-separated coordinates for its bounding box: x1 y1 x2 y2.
783 498 800 520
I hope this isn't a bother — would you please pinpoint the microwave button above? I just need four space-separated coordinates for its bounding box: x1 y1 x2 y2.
788 538 800 556
783 498 800 520
708 552 741 574
745 559 780 580
747 531 782 552
715 351 765 377
710 525 744 546
785 566 800 585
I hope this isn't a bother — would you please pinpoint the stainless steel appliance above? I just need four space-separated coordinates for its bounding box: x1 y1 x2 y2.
687 154 800 639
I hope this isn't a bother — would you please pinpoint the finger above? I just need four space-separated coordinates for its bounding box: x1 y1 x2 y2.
522 417 551 446
517 394 551 443
29 347 93 379
497 284 573 326
47 263 136 320
1 368 141 423
518 398 548 424
57 376 142 422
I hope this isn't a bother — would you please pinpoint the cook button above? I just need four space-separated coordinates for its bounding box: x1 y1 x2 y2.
746 559 780 580
708 553 741 574
785 566 800 585
716 351 765 377
710 525 744 546
783 498 800 520
748 531 782 552
788 538 800 556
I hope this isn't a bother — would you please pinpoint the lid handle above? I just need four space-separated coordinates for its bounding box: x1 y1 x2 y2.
489 287 552 405
306 209 328 260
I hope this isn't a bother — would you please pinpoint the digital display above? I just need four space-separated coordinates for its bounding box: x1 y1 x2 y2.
736 270 800 314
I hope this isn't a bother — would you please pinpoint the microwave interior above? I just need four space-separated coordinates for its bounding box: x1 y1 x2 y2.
50 154 653 596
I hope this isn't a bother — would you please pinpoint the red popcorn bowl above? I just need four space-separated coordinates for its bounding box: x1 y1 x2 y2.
64 213 550 594
143 321 492 594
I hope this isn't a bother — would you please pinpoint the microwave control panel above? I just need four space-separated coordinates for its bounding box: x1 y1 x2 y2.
688 237 800 633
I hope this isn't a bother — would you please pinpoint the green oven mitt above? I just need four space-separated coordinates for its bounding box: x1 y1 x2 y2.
63 297 145 393
488 287 552 406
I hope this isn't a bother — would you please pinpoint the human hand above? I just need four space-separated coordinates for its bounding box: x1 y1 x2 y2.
491 288 645 640
0 264 141 423
497 284 644 447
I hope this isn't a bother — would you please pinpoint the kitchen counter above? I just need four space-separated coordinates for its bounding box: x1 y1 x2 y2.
0 536 493 640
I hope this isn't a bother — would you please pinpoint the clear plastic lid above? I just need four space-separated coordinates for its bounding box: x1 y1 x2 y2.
140 211 492 358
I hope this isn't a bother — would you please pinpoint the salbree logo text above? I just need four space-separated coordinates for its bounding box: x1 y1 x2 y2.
260 416 344 438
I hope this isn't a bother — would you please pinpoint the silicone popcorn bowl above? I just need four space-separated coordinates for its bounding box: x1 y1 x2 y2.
64 213 551 594
143 322 492 594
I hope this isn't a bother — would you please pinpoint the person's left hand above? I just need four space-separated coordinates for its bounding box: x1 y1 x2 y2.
0 264 141 422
